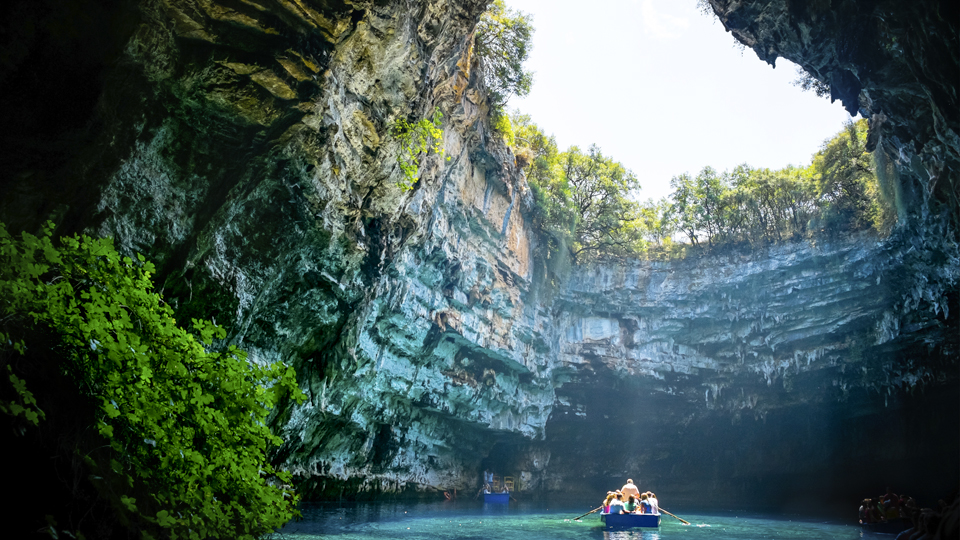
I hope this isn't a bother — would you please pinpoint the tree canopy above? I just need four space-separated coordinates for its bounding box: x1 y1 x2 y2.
660 119 893 249
508 114 642 263
475 0 534 110
508 117 894 263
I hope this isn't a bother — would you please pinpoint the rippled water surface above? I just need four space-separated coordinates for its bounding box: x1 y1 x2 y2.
275 500 883 539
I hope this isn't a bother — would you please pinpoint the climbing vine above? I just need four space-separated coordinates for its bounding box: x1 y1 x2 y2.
393 107 445 191
0 222 305 539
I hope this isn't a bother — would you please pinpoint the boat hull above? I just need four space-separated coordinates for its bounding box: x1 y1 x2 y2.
601 512 661 528
483 492 510 503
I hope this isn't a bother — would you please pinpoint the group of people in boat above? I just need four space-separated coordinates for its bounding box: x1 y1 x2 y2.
602 479 660 515
860 486 919 525
860 487 959 540
476 468 510 496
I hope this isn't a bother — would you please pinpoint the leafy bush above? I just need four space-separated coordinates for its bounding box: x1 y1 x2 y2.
0 222 305 539
393 107 444 191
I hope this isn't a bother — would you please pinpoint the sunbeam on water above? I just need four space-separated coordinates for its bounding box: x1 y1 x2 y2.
273 501 878 540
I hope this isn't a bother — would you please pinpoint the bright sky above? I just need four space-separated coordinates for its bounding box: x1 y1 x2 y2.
506 0 856 202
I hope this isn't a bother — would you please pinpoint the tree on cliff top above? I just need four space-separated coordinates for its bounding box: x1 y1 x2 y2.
475 0 534 110
512 117 644 263
564 145 644 260
0 222 305 539
811 119 877 231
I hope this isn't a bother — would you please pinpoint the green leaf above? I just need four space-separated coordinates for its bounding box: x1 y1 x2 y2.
120 496 137 513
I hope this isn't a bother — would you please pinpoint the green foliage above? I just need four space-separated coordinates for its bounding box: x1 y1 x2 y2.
792 66 832 98
637 198 675 248
0 222 305 539
562 145 643 260
509 113 642 263
475 0 534 110
810 119 877 230
393 107 445 191
670 172 700 246
491 112 516 147
508 113 572 281
1 363 45 425
510 111 559 189
663 119 895 249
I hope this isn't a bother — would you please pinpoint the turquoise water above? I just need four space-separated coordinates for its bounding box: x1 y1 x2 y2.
274 500 885 539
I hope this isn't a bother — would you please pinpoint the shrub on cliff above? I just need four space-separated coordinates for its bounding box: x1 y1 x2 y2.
0 222 304 539
392 107 445 191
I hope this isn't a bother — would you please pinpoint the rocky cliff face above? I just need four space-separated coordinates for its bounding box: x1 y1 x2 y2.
1 0 957 506
540 223 958 504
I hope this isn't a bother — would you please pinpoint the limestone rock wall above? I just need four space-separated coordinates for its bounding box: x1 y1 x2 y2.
534 223 958 502
30 0 558 498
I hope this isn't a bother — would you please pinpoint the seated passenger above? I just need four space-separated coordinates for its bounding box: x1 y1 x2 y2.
864 499 883 523
603 494 615 514
623 495 637 513
648 492 660 514
860 499 872 523
639 493 653 514
609 493 626 514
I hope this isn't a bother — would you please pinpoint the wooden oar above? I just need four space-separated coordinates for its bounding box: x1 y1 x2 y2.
571 506 603 521
659 507 691 525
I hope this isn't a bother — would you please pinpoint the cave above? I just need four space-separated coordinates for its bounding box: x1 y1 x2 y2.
0 0 957 536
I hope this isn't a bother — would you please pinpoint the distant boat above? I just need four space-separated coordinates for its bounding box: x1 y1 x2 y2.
600 512 661 528
483 492 510 503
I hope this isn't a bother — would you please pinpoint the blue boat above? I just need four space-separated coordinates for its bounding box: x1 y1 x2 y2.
600 512 661 528
483 492 510 503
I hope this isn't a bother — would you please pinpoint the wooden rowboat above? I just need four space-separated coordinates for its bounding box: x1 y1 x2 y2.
483 492 510 503
601 512 661 528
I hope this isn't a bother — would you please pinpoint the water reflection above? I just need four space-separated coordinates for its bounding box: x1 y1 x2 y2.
602 530 661 540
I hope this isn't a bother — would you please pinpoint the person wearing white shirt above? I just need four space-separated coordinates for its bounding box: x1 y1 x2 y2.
648 492 660 514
